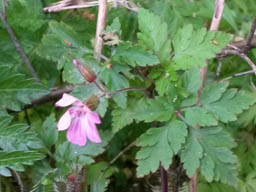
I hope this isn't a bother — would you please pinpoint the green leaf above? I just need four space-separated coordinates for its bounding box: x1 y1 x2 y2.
180 127 238 186
113 42 159 67
0 151 45 167
0 121 43 151
200 82 229 105
172 25 233 70
87 162 116 192
135 97 174 122
138 8 172 63
183 67 202 93
184 82 256 126
56 131 114 165
185 107 218 127
111 98 137 133
7 0 45 32
100 65 129 108
205 90 256 123
0 66 49 111
40 114 58 149
136 120 187 177
105 17 122 36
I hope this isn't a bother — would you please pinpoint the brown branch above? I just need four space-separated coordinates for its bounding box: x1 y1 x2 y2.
43 0 138 12
11 170 25 192
243 15 256 53
191 1 225 191
25 85 74 109
94 0 107 62
0 11 40 82
217 49 256 75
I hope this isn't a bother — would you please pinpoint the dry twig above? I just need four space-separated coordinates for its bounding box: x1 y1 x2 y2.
94 0 108 62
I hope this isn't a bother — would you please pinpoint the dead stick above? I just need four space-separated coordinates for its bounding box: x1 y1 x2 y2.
94 0 107 62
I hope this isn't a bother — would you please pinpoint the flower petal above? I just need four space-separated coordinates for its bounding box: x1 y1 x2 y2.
57 110 72 131
87 112 101 124
67 117 87 146
83 114 101 143
55 93 79 107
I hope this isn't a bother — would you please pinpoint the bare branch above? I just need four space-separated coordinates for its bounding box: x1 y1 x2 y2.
11 170 25 192
243 15 256 53
220 70 255 82
217 49 256 75
25 85 74 109
94 0 108 62
43 0 138 13
0 11 40 82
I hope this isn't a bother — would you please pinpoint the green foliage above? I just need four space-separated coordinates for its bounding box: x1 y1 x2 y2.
111 98 137 132
137 8 172 63
0 66 48 111
0 151 44 167
135 97 174 122
39 114 58 150
1 0 256 191
37 21 91 84
172 25 233 70
181 127 238 186
113 42 160 67
100 65 129 108
87 162 117 192
184 82 256 126
136 120 187 177
56 131 114 167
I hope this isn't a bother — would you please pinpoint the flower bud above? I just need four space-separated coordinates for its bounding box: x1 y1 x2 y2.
84 95 99 111
73 59 96 83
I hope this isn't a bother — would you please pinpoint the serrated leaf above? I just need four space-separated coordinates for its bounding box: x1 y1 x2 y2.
7 0 45 32
111 98 137 133
138 8 172 63
100 65 129 108
172 24 233 70
136 120 187 177
185 107 218 127
135 97 174 122
0 66 48 111
113 42 159 67
180 127 238 186
0 121 43 151
37 34 69 62
0 151 45 167
205 90 256 123
200 82 229 105
184 82 256 126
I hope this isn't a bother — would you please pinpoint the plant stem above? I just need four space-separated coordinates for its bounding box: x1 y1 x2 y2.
94 0 107 62
160 166 168 192
191 0 225 191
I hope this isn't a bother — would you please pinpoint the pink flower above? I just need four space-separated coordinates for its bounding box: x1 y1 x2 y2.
55 93 101 146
